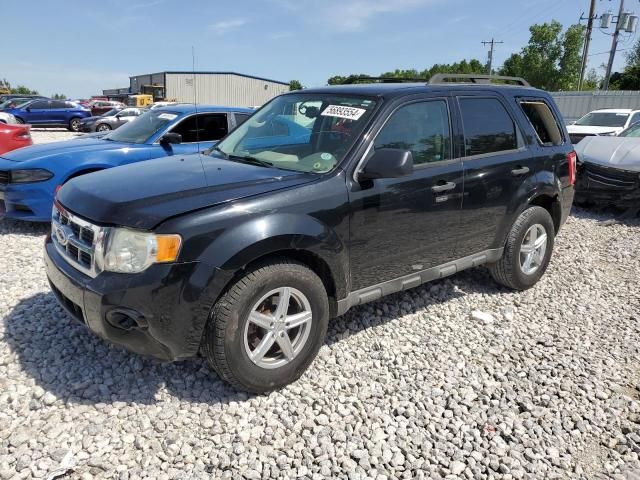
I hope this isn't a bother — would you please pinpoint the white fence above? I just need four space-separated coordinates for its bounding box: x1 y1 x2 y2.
551 90 640 123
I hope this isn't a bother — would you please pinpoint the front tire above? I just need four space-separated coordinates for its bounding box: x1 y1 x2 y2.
96 123 111 132
68 118 81 132
15 117 24 124
203 260 329 393
489 206 555 290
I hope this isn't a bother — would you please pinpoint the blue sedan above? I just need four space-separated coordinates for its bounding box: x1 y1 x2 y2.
0 104 254 221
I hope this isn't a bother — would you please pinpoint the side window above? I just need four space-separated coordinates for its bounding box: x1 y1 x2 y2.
630 112 640 126
172 113 228 142
459 97 518 156
234 113 251 126
51 101 69 109
120 109 137 117
374 100 451 165
30 101 50 109
519 100 563 146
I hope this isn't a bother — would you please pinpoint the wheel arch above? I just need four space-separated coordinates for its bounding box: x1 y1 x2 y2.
528 193 562 233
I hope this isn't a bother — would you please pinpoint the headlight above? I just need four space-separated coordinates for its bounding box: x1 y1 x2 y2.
101 228 182 273
6 114 17 124
10 169 54 183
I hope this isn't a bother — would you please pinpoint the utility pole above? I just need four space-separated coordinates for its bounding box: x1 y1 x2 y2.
603 0 625 90
482 38 503 75
578 0 597 90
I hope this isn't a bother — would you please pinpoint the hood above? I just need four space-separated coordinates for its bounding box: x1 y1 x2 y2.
0 137 127 163
58 153 317 229
80 115 103 123
575 136 640 172
566 125 622 135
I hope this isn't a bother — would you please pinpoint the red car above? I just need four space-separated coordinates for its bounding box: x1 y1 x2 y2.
0 123 32 155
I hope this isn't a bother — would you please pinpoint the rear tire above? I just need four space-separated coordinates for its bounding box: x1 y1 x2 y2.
15 117 24 124
203 260 329 393
489 206 555 290
68 118 81 132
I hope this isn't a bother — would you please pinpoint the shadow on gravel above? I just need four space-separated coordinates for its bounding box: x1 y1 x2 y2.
571 204 640 226
3 292 250 406
4 267 503 405
0 218 49 237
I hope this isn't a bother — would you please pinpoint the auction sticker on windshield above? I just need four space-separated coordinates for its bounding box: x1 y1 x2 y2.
158 113 178 121
321 105 367 121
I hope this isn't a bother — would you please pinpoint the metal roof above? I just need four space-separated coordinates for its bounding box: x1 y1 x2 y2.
130 71 289 86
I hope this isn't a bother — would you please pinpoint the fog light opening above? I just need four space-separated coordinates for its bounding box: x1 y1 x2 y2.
106 309 148 331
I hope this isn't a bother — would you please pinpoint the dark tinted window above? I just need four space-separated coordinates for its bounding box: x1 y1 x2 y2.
172 113 228 142
30 101 51 109
459 98 517 156
235 113 251 126
51 101 69 109
374 100 451 165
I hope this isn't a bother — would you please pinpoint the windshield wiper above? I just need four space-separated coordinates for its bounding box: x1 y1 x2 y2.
209 145 228 158
227 154 274 168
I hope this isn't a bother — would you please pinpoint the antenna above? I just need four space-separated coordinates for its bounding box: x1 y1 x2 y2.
192 46 201 150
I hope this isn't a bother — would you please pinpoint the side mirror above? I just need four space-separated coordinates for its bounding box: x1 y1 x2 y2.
357 148 414 181
160 132 182 145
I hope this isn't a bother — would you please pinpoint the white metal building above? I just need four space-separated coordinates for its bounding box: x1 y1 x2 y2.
127 71 290 107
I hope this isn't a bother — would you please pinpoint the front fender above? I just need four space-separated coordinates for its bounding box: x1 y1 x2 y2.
201 213 349 300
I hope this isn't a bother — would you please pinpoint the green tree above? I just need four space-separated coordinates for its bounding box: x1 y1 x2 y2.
11 85 39 95
500 21 585 90
609 65 640 90
289 80 303 91
52 93 67 99
625 38 640 68
581 68 601 90
327 74 370 85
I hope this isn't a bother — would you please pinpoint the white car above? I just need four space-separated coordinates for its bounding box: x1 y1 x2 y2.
0 112 18 124
567 108 640 144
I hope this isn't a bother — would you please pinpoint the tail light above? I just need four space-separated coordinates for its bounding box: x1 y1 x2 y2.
567 151 577 186
14 125 31 140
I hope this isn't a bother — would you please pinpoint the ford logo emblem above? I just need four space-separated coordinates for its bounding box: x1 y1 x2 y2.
55 225 71 246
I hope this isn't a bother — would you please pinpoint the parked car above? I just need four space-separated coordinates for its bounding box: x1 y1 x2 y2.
44 75 576 392
88 100 125 116
574 121 640 210
0 123 32 155
0 104 253 221
3 99 91 131
567 108 640 144
0 112 18 124
79 108 145 132
0 94 48 103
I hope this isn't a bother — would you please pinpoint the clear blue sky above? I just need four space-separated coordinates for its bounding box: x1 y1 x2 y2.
2 0 636 98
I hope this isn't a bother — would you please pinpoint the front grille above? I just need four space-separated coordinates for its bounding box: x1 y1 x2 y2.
0 170 8 185
52 204 104 278
584 163 640 190
569 133 594 145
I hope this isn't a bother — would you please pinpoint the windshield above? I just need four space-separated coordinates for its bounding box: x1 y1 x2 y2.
619 122 640 138
0 98 29 109
213 93 378 173
101 108 120 117
575 112 629 127
104 110 179 144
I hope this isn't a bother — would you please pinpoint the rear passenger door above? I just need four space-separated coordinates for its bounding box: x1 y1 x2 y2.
453 94 535 258
160 112 230 155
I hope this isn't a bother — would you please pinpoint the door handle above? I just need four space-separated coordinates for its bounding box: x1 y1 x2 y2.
511 166 530 176
431 181 456 193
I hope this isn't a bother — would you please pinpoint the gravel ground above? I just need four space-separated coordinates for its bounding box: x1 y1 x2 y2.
29 128 82 144
1 132 639 479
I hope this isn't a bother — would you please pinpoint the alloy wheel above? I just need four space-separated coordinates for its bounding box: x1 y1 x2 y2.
519 224 547 275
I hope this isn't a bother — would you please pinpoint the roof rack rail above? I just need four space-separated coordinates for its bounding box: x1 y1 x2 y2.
428 73 530 87
342 77 429 84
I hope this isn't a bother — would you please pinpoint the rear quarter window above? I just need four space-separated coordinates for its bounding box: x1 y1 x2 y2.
519 99 564 146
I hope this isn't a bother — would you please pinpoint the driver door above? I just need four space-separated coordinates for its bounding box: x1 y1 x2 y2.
155 113 231 156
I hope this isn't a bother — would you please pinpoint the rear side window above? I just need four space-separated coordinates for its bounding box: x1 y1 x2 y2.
519 100 563 146
172 113 228 142
374 100 451 165
51 101 69 109
30 101 50 109
459 97 517 156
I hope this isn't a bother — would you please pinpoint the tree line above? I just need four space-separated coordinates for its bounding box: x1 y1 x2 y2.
290 20 640 91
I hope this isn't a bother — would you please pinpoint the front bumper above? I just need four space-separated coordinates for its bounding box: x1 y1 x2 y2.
575 162 640 208
78 124 97 133
0 181 57 222
44 238 230 361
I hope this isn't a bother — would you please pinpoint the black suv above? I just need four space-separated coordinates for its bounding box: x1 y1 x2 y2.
45 74 576 392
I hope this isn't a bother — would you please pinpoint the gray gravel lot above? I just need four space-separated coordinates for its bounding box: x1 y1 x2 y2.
0 132 639 479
